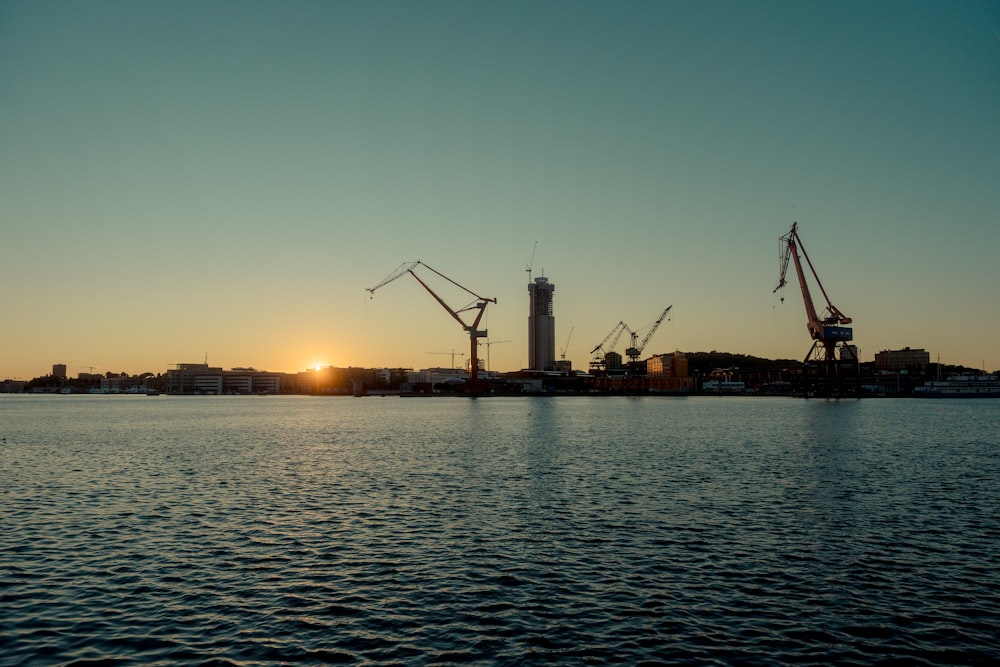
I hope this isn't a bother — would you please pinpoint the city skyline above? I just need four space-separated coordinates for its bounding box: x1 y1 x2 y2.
3 1 999 379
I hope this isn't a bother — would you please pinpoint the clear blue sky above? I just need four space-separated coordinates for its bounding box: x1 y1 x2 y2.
2 0 998 378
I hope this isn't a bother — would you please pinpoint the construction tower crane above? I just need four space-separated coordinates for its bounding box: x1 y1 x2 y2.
625 305 673 373
426 350 465 368
525 241 538 283
481 339 511 372
560 326 574 361
773 222 856 370
368 261 497 390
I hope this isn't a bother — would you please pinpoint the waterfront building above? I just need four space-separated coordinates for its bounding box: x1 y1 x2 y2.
52 363 67 380
552 359 571 373
875 347 930 372
647 351 689 377
1 379 27 393
167 363 224 394
527 275 556 371
415 367 468 385
297 366 387 394
166 363 284 394
225 368 283 394
604 351 623 372
100 377 124 393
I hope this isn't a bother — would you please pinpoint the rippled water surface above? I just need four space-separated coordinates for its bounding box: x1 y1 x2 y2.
2 395 999 666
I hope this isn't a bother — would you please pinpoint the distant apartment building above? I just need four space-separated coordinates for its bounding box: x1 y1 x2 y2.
166 363 284 394
1 379 27 393
647 351 689 377
604 351 623 372
527 276 556 371
875 347 930 372
225 368 283 394
645 351 694 392
552 359 572 373
52 363 67 380
297 365 387 394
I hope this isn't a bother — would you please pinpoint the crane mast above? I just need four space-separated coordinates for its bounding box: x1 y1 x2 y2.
367 261 497 391
774 222 857 376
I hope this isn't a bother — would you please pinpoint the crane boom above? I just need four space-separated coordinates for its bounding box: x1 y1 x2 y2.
526 241 538 283
367 261 497 390
628 305 672 358
367 261 420 294
591 321 628 355
624 305 672 375
589 321 629 372
560 326 574 360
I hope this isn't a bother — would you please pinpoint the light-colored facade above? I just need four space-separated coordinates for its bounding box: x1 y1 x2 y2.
414 367 469 384
166 363 283 394
528 276 556 371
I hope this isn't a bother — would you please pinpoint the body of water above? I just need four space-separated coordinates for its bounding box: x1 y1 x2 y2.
2 395 998 665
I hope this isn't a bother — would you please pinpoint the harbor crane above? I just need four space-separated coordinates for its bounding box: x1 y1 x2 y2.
368 261 497 390
590 306 672 374
773 222 857 374
625 305 673 374
590 321 629 371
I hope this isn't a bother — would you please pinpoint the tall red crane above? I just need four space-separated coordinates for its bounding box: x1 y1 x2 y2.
367 261 496 390
773 223 856 369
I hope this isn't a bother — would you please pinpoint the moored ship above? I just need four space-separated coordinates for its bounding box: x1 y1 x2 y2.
913 374 1000 398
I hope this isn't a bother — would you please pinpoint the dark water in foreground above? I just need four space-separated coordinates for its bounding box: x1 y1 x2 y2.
2 395 998 666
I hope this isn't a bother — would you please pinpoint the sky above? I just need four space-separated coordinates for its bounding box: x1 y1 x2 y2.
2 0 999 379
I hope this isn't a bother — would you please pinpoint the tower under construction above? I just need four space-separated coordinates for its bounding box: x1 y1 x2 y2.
528 276 556 371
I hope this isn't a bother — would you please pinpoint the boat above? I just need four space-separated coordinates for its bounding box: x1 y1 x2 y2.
913 374 1000 398
702 380 746 394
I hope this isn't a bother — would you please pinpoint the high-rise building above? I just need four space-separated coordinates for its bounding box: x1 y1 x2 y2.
527 276 556 371
52 363 67 380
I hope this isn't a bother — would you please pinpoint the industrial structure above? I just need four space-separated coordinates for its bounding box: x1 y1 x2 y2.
367 261 496 391
589 306 672 376
590 321 628 372
553 327 573 372
527 275 556 371
625 306 672 376
773 222 858 388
